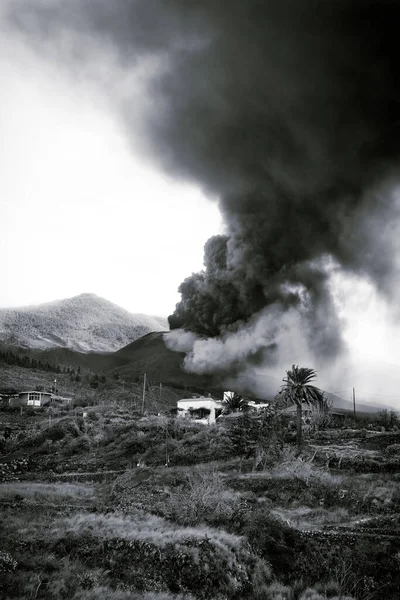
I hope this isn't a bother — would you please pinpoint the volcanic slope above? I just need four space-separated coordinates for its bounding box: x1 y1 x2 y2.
0 294 168 353
106 333 397 409
103 332 282 393
103 331 228 392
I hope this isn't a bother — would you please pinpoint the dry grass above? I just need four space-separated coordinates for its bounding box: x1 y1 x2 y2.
54 511 244 551
73 591 195 600
158 466 241 526
0 482 95 504
270 506 351 530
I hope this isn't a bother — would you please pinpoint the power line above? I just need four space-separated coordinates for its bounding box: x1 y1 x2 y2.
244 374 400 399
355 390 400 398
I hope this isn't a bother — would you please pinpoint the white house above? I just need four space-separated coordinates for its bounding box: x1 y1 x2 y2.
10 391 52 408
223 391 269 412
177 397 224 425
248 400 270 412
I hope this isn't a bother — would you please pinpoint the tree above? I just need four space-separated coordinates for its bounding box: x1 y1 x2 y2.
378 408 399 430
89 373 99 389
222 392 249 414
280 365 324 447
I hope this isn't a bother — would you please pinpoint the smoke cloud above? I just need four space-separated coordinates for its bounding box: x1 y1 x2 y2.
7 1 400 385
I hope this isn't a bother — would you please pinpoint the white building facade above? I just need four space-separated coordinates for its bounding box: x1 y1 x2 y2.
177 397 224 425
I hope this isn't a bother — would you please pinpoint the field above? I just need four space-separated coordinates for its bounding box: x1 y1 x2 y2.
1 402 400 600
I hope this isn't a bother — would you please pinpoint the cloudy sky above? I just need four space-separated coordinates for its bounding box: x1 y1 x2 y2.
3 1 400 403
0 8 223 316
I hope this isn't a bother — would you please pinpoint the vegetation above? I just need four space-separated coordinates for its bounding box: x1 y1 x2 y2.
1 359 400 599
222 392 249 414
280 366 325 447
0 348 63 375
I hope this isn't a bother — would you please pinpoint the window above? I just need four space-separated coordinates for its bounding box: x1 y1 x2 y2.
27 392 41 406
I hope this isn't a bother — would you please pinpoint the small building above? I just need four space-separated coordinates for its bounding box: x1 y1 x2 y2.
177 397 224 425
10 391 52 408
248 400 270 412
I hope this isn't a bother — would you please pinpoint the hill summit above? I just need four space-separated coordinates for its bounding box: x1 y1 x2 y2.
0 293 169 353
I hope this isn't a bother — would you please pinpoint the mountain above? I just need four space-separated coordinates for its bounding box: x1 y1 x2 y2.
323 391 388 414
0 294 169 353
100 332 284 397
104 331 221 392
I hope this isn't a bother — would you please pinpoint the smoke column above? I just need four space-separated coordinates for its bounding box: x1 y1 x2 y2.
7 1 400 385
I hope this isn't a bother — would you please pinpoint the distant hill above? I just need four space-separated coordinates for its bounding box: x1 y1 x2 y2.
0 294 169 353
324 391 393 414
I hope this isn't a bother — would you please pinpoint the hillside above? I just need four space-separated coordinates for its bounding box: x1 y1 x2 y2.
323 392 389 414
0 294 169 353
104 331 221 392
102 332 282 398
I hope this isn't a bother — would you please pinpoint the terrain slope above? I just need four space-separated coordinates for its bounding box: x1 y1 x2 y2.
0 294 168 353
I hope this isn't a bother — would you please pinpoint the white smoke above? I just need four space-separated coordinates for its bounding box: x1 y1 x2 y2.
163 329 199 353
183 305 314 375
165 273 400 407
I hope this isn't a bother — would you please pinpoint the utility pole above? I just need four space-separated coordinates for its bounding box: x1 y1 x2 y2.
353 387 356 422
159 382 162 401
142 373 146 414
165 422 169 467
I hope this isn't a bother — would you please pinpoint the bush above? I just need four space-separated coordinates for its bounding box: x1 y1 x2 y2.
73 590 196 600
63 435 91 456
49 511 271 599
17 417 81 450
262 582 292 599
157 467 243 527
384 444 400 457
0 550 17 573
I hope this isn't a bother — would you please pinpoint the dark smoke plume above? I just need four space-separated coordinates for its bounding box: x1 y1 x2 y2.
8 0 400 363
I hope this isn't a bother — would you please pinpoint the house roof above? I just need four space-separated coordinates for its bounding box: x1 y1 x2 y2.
178 398 223 406
19 391 52 396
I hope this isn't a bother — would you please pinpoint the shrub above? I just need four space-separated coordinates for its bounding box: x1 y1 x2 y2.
242 507 300 576
17 417 81 450
158 467 243 527
77 570 101 589
0 550 17 573
299 590 328 600
63 435 91 456
49 511 271 599
384 444 400 457
73 590 195 600
263 582 292 599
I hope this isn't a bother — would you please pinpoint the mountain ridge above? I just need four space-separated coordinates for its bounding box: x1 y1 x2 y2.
0 293 169 353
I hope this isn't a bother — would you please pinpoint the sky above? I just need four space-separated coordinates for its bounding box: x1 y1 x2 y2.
0 17 223 317
3 1 400 405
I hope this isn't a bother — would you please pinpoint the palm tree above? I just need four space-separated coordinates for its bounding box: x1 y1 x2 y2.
281 365 324 447
222 392 249 414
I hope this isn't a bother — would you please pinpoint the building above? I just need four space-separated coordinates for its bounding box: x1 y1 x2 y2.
10 391 52 408
248 400 270 412
177 397 224 425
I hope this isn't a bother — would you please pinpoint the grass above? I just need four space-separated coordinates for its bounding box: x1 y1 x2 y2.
0 481 95 504
52 511 245 550
73 592 196 600
2 402 400 599
270 506 352 530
